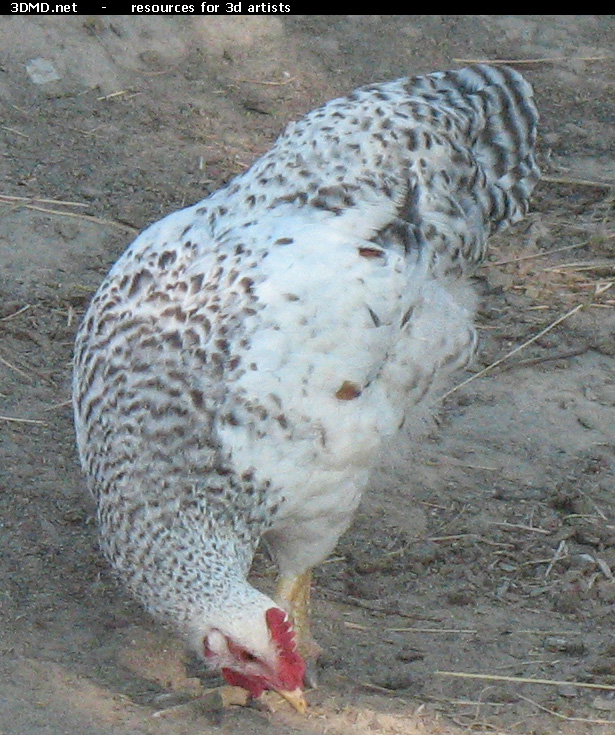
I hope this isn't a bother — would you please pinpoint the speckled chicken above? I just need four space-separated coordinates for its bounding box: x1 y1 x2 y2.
73 65 539 710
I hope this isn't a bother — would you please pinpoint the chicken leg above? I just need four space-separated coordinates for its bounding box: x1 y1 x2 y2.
275 569 322 686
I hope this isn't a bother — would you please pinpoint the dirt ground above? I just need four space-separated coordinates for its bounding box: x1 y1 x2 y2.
1 14 615 735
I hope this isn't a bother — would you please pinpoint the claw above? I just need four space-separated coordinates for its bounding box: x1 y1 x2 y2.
304 658 319 689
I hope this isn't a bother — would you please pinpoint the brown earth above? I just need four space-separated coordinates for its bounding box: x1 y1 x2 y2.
1 14 615 735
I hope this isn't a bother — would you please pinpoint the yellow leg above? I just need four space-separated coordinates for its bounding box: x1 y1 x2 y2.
275 570 322 661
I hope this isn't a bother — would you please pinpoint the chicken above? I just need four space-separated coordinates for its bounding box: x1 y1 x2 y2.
72 64 539 711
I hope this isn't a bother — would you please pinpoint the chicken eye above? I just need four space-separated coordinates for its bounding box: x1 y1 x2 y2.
226 637 259 663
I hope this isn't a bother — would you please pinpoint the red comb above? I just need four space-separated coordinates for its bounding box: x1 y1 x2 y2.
266 608 297 650
265 607 305 690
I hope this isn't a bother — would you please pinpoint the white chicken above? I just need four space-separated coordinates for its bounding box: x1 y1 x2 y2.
73 64 539 711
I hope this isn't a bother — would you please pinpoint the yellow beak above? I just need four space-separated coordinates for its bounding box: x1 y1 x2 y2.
276 687 308 714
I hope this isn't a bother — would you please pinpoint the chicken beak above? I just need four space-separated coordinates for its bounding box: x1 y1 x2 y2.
276 687 308 714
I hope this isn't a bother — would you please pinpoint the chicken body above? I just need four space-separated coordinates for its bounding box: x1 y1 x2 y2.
73 65 539 701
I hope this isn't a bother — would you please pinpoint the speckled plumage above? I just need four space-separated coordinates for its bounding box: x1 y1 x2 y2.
73 65 538 674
